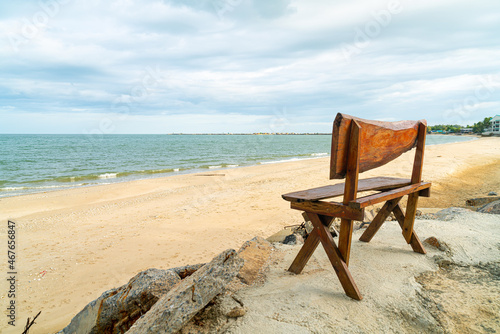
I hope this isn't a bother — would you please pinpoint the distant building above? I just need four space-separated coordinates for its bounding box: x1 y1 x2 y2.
460 127 473 134
491 115 500 134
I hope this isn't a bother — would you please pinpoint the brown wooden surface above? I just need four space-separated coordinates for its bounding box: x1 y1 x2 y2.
288 215 333 274
338 120 361 266
291 201 364 221
309 213 362 300
282 177 411 203
403 193 419 243
349 182 431 209
403 122 427 242
359 197 402 242
330 113 426 179
393 205 426 254
410 123 427 184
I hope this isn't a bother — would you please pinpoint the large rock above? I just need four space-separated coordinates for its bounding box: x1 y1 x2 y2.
58 269 182 334
466 196 500 207
477 200 500 214
237 237 273 285
127 249 244 334
435 207 472 221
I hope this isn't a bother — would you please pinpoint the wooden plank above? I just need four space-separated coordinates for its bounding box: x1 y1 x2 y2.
338 120 361 266
393 204 426 254
282 177 411 203
343 120 361 203
309 213 362 300
359 197 402 242
410 122 427 183
419 187 431 197
338 219 353 265
402 122 427 242
291 201 364 221
330 113 425 179
349 182 431 209
403 193 419 243
288 215 333 274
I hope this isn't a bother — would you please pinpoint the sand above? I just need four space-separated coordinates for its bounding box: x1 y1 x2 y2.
0 137 499 333
226 209 500 334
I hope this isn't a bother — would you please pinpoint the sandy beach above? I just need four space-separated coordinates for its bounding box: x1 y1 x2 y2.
1 137 499 334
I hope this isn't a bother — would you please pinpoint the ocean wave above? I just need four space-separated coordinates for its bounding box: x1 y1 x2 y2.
0 183 88 192
98 173 118 179
311 152 329 156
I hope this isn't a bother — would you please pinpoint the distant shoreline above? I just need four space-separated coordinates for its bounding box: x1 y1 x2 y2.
167 133 331 135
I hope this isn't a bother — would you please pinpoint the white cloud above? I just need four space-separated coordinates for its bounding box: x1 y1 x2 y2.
1 0 499 133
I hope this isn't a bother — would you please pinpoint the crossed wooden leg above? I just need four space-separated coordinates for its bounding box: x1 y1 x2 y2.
288 213 362 300
359 196 426 254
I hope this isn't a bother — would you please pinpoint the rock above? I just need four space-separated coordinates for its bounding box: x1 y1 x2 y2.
173 263 205 279
227 307 246 318
178 294 245 334
58 269 182 334
417 213 438 220
424 237 450 252
435 207 472 221
477 200 500 214
301 213 314 233
237 237 273 285
466 196 500 207
488 192 498 196
364 209 376 223
266 228 294 243
127 249 244 334
283 233 304 245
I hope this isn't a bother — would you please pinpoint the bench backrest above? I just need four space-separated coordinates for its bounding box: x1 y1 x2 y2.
330 113 426 180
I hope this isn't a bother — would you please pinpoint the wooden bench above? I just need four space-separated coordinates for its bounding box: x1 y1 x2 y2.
282 113 431 300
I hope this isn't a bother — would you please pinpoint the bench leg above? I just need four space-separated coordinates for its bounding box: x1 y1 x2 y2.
402 193 419 243
288 214 333 274
338 219 353 266
359 197 402 242
309 213 362 300
393 204 426 254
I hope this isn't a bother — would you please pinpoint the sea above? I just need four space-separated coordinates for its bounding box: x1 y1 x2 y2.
0 134 476 198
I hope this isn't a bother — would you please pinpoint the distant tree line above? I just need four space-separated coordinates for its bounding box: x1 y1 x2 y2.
428 117 492 134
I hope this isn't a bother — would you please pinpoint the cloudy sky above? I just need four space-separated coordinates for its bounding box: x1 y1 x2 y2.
1 0 499 134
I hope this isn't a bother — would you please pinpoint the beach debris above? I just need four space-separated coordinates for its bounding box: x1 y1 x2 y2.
488 191 498 196
237 237 273 285
22 311 41 334
266 227 295 243
283 233 304 245
434 207 472 221
465 196 500 207
227 307 247 318
127 249 244 334
58 268 182 334
424 237 450 252
364 209 376 223
477 200 500 215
